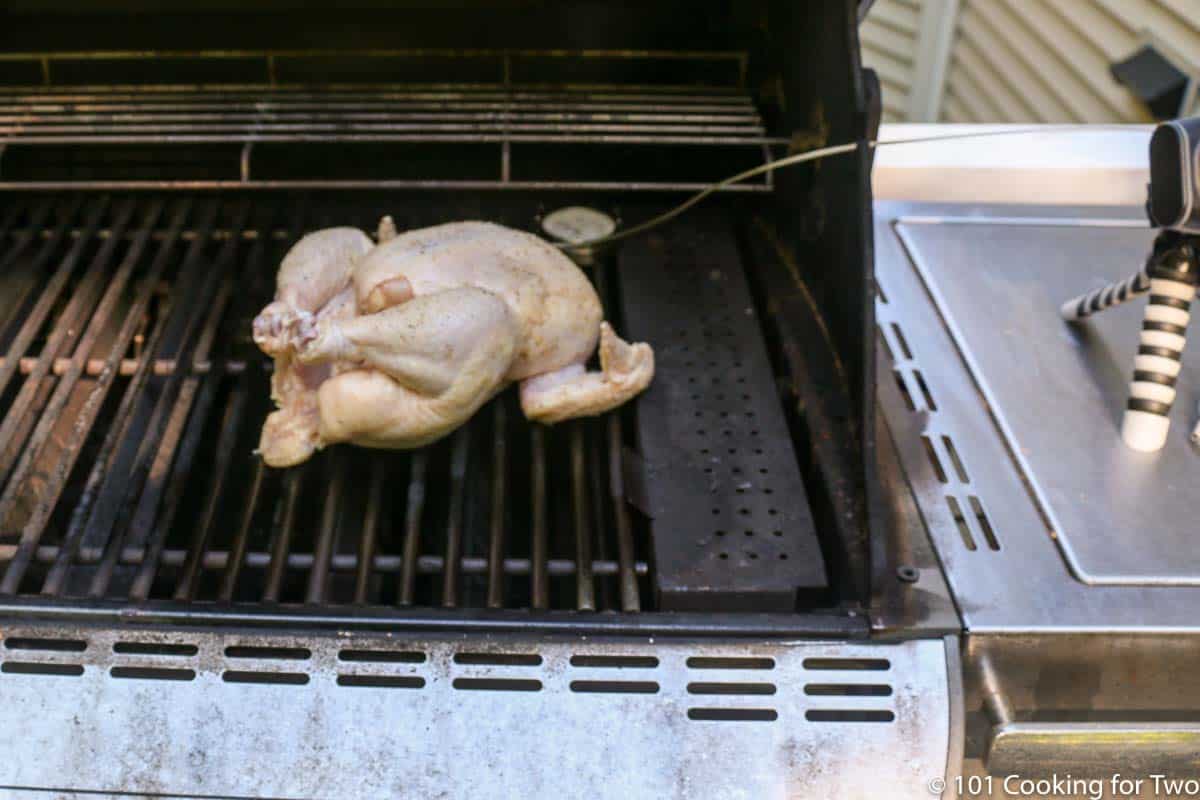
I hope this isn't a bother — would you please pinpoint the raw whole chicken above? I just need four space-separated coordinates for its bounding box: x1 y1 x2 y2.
251 217 655 467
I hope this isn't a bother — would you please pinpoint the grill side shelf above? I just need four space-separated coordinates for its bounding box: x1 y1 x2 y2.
617 210 827 610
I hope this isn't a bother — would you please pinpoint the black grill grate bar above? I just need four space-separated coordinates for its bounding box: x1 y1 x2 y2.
57 200 220 592
608 415 641 612
0 197 53 274
1 197 176 593
571 423 595 611
0 197 83 373
485 402 507 609
398 451 427 606
530 426 548 609
0 196 158 593
0 197 116 488
120 372 219 599
91 202 248 599
39 292 174 597
306 450 345 605
262 470 302 603
217 458 265 602
173 382 248 601
440 428 469 608
353 459 385 605
0 198 85 421
594 261 640 612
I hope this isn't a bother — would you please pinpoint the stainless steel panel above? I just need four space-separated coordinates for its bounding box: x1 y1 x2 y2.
0 627 951 799
897 217 1200 585
875 201 1200 630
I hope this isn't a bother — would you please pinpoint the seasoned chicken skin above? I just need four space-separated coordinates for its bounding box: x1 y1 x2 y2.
252 219 654 467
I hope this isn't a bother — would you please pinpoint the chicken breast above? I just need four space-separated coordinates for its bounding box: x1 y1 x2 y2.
252 218 654 467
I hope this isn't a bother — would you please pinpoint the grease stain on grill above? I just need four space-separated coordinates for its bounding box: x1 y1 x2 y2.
113 641 198 657
338 674 426 689
805 709 895 723
4 637 86 652
686 656 774 670
225 645 311 661
687 708 777 722
453 652 541 667
569 654 658 669
111 665 196 682
222 670 310 685
570 680 659 694
452 677 541 692
338 649 426 664
1 661 84 677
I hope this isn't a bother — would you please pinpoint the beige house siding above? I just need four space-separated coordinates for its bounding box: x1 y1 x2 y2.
861 0 922 121
863 0 1200 123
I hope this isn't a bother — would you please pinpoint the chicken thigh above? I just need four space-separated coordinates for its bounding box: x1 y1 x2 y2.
252 218 654 467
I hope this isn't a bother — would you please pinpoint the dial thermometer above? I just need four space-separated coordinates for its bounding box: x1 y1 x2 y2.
541 206 617 267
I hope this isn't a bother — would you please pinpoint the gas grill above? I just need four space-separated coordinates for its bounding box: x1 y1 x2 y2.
0 3 977 798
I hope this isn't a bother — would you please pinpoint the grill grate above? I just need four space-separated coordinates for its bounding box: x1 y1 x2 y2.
0 193 651 611
0 49 779 192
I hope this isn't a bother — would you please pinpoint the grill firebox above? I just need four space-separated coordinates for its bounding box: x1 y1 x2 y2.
0 2 879 635
0 191 839 624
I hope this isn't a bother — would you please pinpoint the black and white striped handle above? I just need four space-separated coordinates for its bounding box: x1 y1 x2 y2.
1059 268 1150 322
1122 270 1196 451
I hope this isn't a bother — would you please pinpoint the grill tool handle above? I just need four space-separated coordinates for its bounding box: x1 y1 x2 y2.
986 721 1200 777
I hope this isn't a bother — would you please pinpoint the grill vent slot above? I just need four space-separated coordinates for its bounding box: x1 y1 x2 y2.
111 666 196 682
113 642 198 657
4 637 86 652
1 662 84 677
452 678 542 692
687 708 778 722
893 370 916 411
804 683 892 697
570 680 659 694
686 656 774 670
877 326 896 363
806 709 895 723
970 496 1001 551
453 652 541 667
943 435 969 483
890 323 913 360
338 675 425 689
222 670 310 685
338 649 425 664
921 436 948 483
570 655 658 669
946 495 978 552
802 658 890 672
877 289 1003 559
225 646 311 661
912 370 937 411
687 682 776 696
